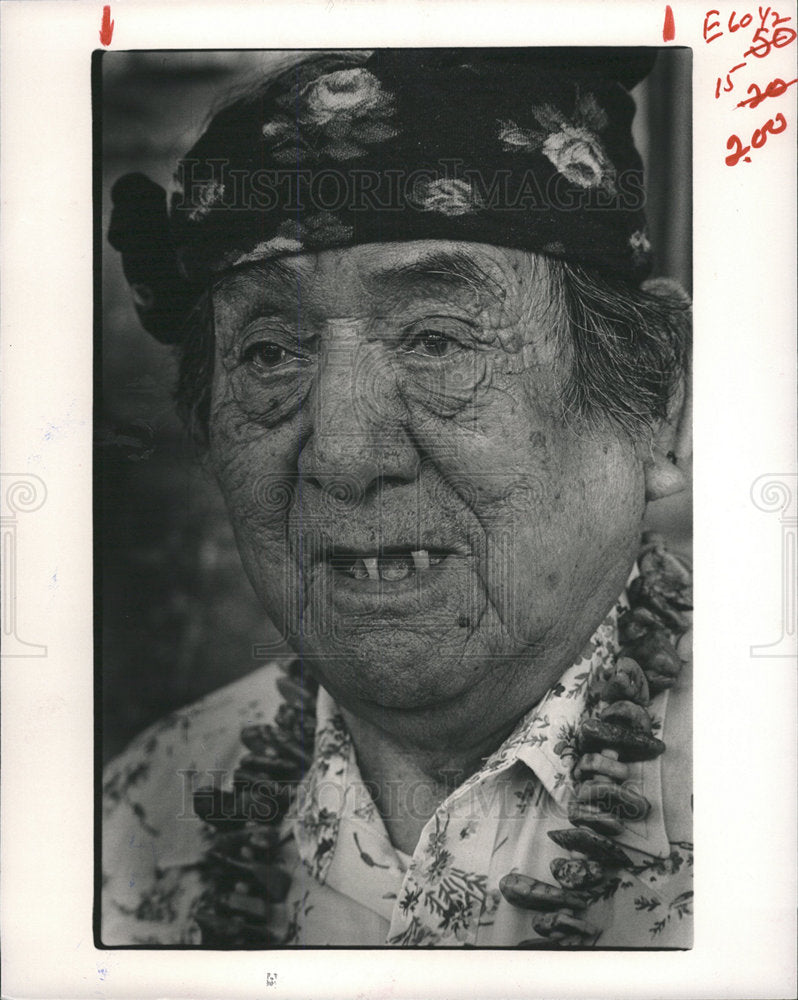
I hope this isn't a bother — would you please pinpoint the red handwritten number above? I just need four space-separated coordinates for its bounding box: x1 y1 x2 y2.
715 62 749 99
745 6 797 58
737 77 798 109
728 10 753 31
767 112 788 133
726 112 788 164
99 5 114 46
751 126 768 147
726 134 751 165
743 82 765 107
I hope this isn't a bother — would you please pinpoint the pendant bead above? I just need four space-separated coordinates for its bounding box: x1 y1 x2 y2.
498 872 586 911
550 857 605 889
599 699 653 732
567 802 625 837
531 909 599 939
576 778 651 821
599 655 650 705
578 717 665 763
547 827 632 867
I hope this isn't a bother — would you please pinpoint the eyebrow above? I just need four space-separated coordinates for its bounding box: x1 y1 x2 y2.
212 247 510 316
213 258 303 299
365 249 508 304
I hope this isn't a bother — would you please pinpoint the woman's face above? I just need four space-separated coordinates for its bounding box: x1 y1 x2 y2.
208 241 646 750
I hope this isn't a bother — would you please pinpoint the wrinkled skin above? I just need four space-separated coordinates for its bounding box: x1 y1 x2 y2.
208 241 646 758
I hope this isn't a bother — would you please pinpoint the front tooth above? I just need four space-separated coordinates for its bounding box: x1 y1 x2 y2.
411 549 430 571
428 553 444 566
351 559 369 580
364 557 379 581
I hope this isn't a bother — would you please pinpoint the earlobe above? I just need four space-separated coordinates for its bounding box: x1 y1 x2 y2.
644 449 689 501
643 360 692 502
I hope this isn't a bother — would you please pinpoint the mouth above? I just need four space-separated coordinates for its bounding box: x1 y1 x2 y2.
298 538 476 623
328 546 451 583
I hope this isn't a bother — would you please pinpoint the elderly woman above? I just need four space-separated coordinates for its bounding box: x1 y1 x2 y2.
102 48 693 948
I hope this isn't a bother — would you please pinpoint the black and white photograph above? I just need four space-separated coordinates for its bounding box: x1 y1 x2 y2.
99 46 694 949
1 2 795 996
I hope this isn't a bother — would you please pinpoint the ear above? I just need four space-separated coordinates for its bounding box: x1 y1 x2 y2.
643 366 691 501
639 278 692 502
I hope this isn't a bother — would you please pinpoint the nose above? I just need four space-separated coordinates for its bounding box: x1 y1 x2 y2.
298 320 418 497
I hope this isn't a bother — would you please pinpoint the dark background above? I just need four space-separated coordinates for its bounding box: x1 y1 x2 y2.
99 49 692 764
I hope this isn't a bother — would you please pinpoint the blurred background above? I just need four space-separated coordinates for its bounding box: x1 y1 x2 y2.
99 49 692 763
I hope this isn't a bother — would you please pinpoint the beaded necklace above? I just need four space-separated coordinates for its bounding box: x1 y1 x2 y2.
191 530 692 948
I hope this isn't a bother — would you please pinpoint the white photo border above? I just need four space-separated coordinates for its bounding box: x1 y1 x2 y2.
1 2 796 998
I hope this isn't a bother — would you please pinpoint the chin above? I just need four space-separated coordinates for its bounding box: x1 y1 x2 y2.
296 625 480 712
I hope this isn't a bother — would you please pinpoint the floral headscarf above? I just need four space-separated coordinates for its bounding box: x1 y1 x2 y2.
109 48 658 344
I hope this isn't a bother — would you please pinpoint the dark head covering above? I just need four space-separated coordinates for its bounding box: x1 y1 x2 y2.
109 48 657 343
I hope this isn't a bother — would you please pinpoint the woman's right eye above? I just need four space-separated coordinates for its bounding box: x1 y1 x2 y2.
242 341 299 372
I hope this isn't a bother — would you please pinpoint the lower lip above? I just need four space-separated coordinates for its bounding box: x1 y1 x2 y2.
312 555 465 616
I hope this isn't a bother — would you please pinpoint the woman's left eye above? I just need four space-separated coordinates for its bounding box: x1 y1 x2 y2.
403 329 463 358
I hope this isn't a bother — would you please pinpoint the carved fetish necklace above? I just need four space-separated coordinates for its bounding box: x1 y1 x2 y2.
191 531 692 948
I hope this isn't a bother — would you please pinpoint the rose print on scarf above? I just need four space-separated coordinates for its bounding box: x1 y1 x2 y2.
413 177 483 217
187 180 225 222
497 120 538 151
262 68 398 163
542 127 613 191
498 89 616 194
277 212 354 249
227 236 304 269
303 68 392 124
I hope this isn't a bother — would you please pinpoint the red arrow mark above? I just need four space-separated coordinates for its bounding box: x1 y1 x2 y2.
663 5 675 42
99 5 114 46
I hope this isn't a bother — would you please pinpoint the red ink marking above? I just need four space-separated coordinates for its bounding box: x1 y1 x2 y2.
703 9 722 42
663 5 675 41
726 111 788 164
737 76 798 108
726 133 751 165
751 125 768 146
99 5 114 46
728 10 753 32
716 61 749 98
745 6 797 58
767 111 788 133
741 82 765 107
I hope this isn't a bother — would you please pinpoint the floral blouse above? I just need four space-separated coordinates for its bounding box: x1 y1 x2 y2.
101 598 693 948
